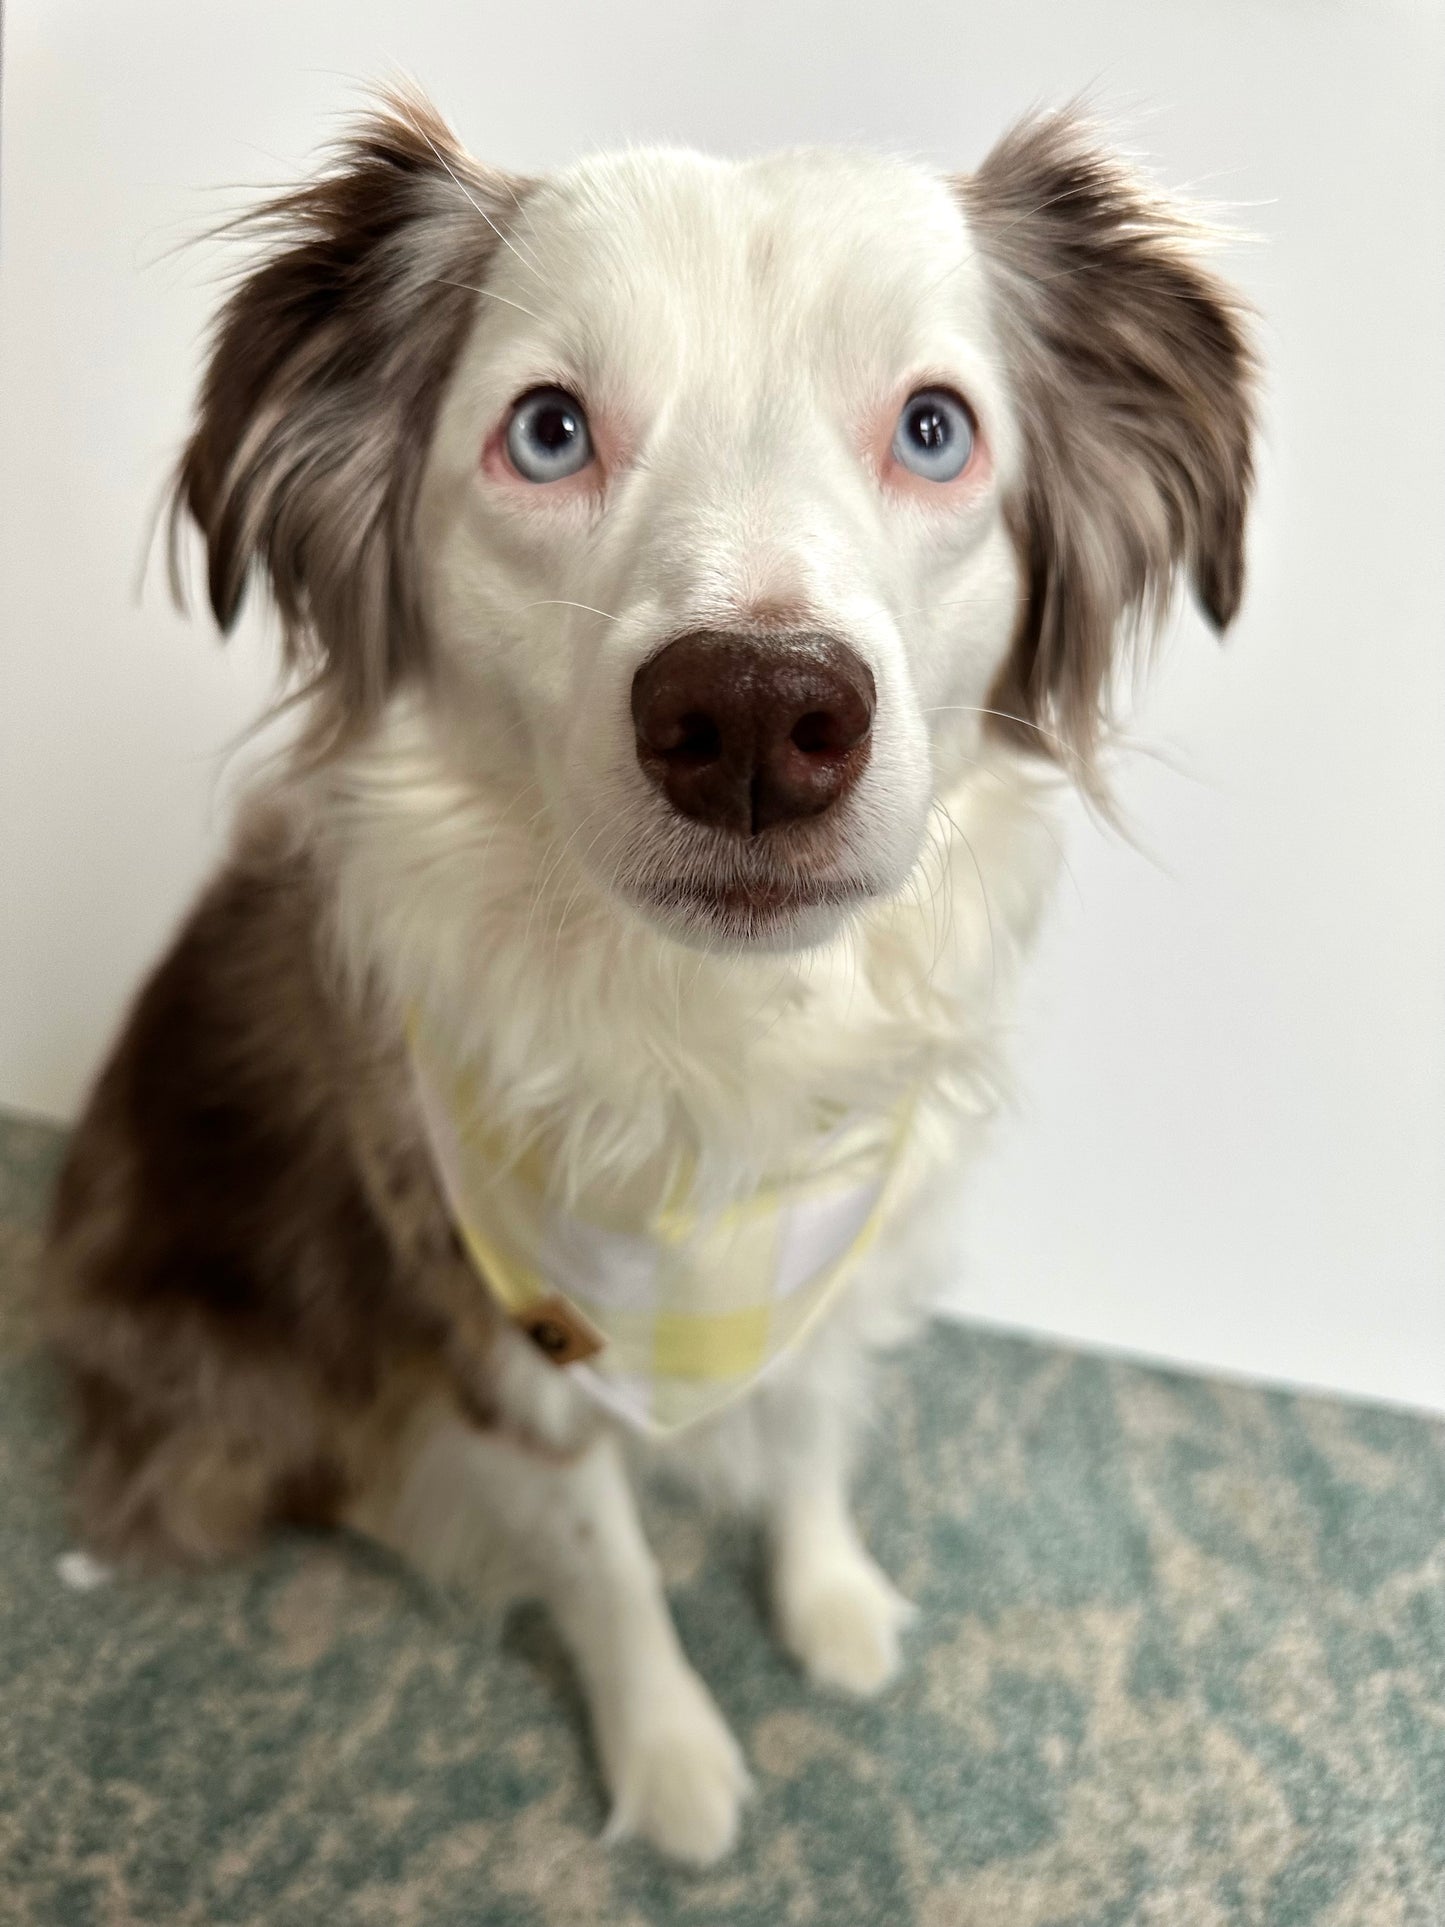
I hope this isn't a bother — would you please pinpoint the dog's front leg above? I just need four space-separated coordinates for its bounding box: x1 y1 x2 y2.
358 1416 749 1864
760 1372 915 1697
540 1431 752 1862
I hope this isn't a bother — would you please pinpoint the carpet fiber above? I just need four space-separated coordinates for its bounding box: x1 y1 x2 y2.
2 1109 1443 1927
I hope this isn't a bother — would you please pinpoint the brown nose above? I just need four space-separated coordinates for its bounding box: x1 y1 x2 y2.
631 631 875 836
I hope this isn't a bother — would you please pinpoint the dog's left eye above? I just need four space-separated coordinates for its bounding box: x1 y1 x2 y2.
505 387 594 482
892 388 975 483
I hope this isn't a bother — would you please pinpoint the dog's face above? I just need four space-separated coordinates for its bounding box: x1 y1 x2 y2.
419 148 1023 949
176 91 1255 954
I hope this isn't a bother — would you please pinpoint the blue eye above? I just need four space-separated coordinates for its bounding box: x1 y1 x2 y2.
892 387 975 483
505 386 594 482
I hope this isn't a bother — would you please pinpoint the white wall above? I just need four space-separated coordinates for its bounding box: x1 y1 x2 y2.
3 0 1442 1411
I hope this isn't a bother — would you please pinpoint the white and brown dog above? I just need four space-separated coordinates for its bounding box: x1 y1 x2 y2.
45 88 1255 1863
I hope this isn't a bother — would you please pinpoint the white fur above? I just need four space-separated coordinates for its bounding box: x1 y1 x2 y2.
302 145 1063 1861
57 1551 113 1592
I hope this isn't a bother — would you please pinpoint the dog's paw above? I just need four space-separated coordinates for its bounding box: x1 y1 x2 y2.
602 1672 751 1866
777 1551 916 1697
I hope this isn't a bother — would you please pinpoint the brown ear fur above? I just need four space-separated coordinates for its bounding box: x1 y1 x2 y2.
961 110 1258 767
170 86 531 729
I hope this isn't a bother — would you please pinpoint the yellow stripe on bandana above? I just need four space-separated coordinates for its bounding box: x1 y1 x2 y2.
408 1015 912 1437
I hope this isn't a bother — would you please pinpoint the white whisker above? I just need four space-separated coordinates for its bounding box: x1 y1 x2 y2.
924 702 1085 769
520 599 623 624
430 278 546 326
396 100 547 282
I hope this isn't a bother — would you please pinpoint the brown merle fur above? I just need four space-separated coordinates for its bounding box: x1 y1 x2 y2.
170 85 530 738
43 805 503 1567
961 111 1258 767
48 89 534 1567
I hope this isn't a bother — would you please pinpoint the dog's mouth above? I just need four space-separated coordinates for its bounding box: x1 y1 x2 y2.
637 873 874 942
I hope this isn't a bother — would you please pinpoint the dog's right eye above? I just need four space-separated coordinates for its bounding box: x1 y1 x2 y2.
504 387 595 483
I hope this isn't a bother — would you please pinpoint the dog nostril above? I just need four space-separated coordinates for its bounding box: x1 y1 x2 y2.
790 711 835 755
789 703 871 757
664 712 724 767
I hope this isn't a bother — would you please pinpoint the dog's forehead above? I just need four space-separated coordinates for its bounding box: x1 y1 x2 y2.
507 147 993 377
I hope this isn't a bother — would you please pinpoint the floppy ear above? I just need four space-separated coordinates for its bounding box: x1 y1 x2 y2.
171 86 532 728
960 110 1258 766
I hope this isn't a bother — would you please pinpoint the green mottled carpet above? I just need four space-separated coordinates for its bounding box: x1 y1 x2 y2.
1 1111 1443 1927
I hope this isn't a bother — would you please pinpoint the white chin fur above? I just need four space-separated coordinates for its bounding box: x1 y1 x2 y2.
309 689 1061 1205
623 890 868 957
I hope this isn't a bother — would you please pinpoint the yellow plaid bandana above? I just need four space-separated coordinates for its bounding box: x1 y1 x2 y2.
409 1020 912 1437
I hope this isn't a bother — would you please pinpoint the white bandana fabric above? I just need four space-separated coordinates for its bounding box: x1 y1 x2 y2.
409 1022 912 1437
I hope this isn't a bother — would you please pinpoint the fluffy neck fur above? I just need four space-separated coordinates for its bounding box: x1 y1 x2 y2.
300 689 1061 1209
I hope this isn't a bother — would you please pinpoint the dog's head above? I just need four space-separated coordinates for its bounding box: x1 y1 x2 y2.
175 88 1255 952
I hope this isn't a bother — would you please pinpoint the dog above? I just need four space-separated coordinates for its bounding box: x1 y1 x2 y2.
43 86 1255 1864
